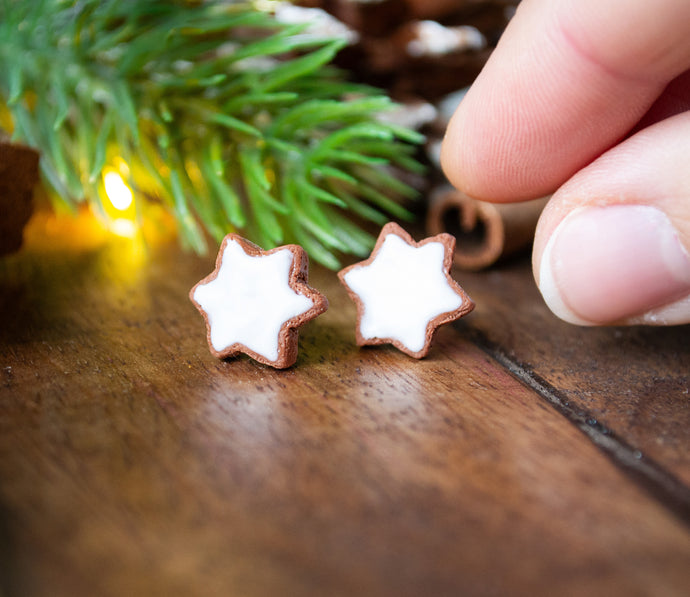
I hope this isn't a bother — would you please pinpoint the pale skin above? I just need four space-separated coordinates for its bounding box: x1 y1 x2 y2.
441 0 690 326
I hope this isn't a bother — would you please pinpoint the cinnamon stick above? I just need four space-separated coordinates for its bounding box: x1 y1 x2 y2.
426 186 548 270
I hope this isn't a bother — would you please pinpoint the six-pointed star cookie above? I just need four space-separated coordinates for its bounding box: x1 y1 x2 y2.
338 222 474 358
190 235 328 368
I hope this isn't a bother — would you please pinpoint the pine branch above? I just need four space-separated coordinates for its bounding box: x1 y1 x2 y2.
0 0 424 266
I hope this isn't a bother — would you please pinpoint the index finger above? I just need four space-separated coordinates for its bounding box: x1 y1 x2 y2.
440 0 690 202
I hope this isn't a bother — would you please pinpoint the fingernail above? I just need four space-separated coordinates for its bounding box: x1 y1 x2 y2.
538 205 690 325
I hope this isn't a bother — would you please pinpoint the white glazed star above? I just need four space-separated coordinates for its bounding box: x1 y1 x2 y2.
338 222 474 358
190 235 328 368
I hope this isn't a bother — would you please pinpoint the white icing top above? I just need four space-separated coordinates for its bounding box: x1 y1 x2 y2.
193 240 314 362
407 21 486 57
343 234 463 353
274 3 360 45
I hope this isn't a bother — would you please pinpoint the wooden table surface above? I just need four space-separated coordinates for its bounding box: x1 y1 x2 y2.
1 211 689 597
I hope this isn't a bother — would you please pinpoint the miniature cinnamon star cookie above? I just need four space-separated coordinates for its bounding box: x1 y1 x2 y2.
190 234 328 368
338 222 474 358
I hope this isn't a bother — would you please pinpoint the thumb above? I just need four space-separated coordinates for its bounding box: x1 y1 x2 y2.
534 111 690 325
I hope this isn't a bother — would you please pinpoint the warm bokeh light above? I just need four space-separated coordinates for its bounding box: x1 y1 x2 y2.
103 170 134 211
110 218 138 238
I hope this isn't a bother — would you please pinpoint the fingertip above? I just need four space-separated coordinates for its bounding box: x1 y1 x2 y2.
536 223 593 326
439 109 467 196
533 113 690 326
439 90 491 201
536 205 690 325
440 83 557 203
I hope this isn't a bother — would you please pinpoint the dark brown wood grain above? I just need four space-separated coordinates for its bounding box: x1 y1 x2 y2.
457 259 690 498
1 212 689 597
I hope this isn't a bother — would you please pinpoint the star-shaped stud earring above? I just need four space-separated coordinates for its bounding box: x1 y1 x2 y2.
190 235 328 368
338 222 474 358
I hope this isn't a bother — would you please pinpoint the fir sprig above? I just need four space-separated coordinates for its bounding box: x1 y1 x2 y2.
0 0 424 267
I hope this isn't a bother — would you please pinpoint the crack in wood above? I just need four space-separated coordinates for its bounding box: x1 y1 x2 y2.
468 328 690 526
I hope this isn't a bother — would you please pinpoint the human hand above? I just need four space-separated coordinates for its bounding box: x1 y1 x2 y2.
441 0 690 325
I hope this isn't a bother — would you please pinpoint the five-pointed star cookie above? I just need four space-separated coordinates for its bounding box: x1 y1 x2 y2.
338 222 474 358
190 234 328 368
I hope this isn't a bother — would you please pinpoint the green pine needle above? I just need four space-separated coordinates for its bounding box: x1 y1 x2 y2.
0 0 425 267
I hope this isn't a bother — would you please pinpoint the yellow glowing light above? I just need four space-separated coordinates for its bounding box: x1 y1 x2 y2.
110 218 138 238
103 170 134 211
